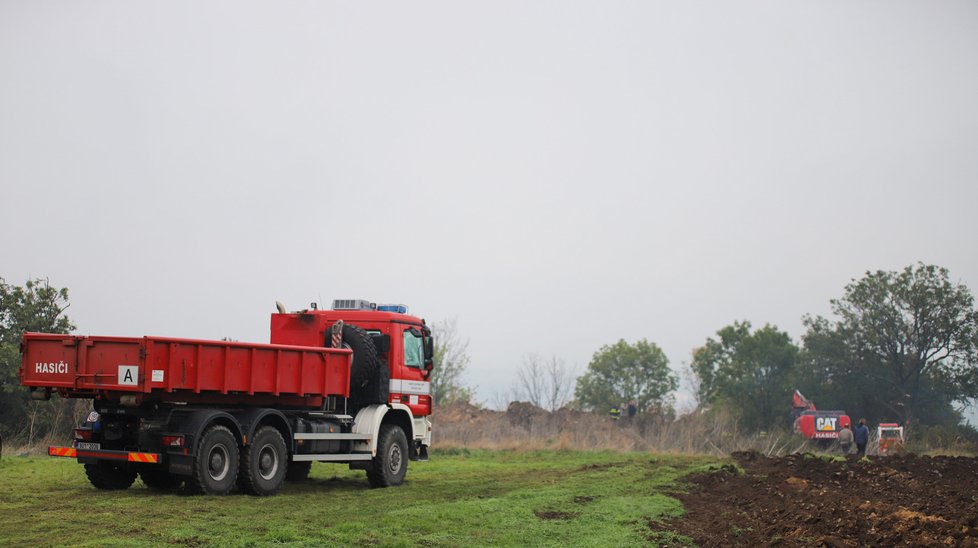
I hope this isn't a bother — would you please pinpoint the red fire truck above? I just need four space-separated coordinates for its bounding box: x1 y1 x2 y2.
20 299 433 496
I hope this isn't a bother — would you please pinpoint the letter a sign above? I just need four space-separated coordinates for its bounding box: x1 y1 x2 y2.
118 365 138 386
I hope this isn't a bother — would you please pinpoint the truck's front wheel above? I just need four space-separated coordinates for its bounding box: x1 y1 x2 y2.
367 425 408 487
238 426 287 496
187 425 239 495
84 462 137 490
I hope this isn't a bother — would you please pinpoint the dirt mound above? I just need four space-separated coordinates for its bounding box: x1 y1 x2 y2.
433 401 493 423
506 401 547 429
665 452 978 546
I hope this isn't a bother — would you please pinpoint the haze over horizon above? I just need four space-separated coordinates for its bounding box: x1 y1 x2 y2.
2 1 977 416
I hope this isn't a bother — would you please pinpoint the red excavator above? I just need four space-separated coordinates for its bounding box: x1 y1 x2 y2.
791 390 851 440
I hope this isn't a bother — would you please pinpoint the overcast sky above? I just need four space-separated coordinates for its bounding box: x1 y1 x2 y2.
2 1 977 412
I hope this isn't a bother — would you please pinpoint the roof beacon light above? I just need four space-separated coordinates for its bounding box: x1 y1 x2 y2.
377 304 408 314
331 299 376 311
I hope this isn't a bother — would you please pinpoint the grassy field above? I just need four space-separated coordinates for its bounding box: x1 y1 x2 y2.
0 450 719 547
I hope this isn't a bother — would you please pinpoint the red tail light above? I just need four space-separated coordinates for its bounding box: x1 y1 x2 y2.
162 435 185 447
73 428 93 441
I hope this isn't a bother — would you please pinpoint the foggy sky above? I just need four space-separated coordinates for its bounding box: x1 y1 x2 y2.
2 1 977 411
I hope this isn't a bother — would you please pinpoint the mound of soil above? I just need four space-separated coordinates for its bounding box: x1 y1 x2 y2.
433 401 493 424
665 451 978 547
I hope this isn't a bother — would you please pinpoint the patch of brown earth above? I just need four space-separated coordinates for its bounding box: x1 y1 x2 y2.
662 452 978 547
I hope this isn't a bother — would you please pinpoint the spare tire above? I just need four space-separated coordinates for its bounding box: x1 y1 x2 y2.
326 324 389 413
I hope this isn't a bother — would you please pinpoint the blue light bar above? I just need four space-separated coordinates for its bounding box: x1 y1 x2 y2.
377 304 408 314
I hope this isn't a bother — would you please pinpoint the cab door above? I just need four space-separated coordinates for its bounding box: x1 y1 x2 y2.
390 324 432 417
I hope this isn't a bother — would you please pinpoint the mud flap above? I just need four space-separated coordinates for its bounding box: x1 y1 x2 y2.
167 454 193 477
410 442 429 462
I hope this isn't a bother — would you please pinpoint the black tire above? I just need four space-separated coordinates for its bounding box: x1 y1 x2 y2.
139 469 183 490
84 462 137 490
285 460 312 482
327 324 388 413
366 425 408 488
186 425 239 495
238 426 287 496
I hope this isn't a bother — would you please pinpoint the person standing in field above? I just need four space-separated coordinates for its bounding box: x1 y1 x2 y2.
854 418 870 456
609 404 621 421
627 400 637 419
838 424 854 455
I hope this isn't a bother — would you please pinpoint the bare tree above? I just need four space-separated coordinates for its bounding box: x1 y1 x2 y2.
544 356 575 412
514 354 574 412
430 318 474 405
516 354 545 408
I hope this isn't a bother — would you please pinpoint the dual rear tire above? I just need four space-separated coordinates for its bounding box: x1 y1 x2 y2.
87 463 183 492
185 424 289 496
84 462 137 490
84 425 291 496
238 426 288 496
185 425 240 495
140 469 183 490
85 463 182 492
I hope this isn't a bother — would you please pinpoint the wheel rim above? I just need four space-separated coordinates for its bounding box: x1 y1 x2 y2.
208 444 230 482
388 443 402 475
258 443 279 481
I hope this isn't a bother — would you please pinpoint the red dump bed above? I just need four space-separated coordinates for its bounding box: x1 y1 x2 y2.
20 333 352 407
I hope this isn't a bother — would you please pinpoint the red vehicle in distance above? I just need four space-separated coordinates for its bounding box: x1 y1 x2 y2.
792 390 852 441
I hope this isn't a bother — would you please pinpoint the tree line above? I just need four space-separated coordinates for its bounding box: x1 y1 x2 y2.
689 264 977 432
2 263 977 444
434 263 978 434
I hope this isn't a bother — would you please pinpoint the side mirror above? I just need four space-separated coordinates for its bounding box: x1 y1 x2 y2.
422 336 434 380
423 335 434 365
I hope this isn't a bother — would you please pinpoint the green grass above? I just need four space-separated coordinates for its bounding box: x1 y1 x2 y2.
0 450 719 547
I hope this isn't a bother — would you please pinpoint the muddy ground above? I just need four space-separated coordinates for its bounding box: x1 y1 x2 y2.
664 451 978 547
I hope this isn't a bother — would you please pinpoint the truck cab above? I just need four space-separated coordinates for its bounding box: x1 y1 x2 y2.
269 300 434 419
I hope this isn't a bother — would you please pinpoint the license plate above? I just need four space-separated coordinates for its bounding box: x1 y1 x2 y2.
76 442 100 450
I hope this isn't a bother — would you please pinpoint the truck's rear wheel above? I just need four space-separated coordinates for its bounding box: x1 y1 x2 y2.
139 469 183 490
285 460 311 482
187 425 239 495
84 462 137 490
367 424 408 488
238 426 287 496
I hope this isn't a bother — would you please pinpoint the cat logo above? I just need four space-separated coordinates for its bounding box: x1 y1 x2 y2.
815 417 838 431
